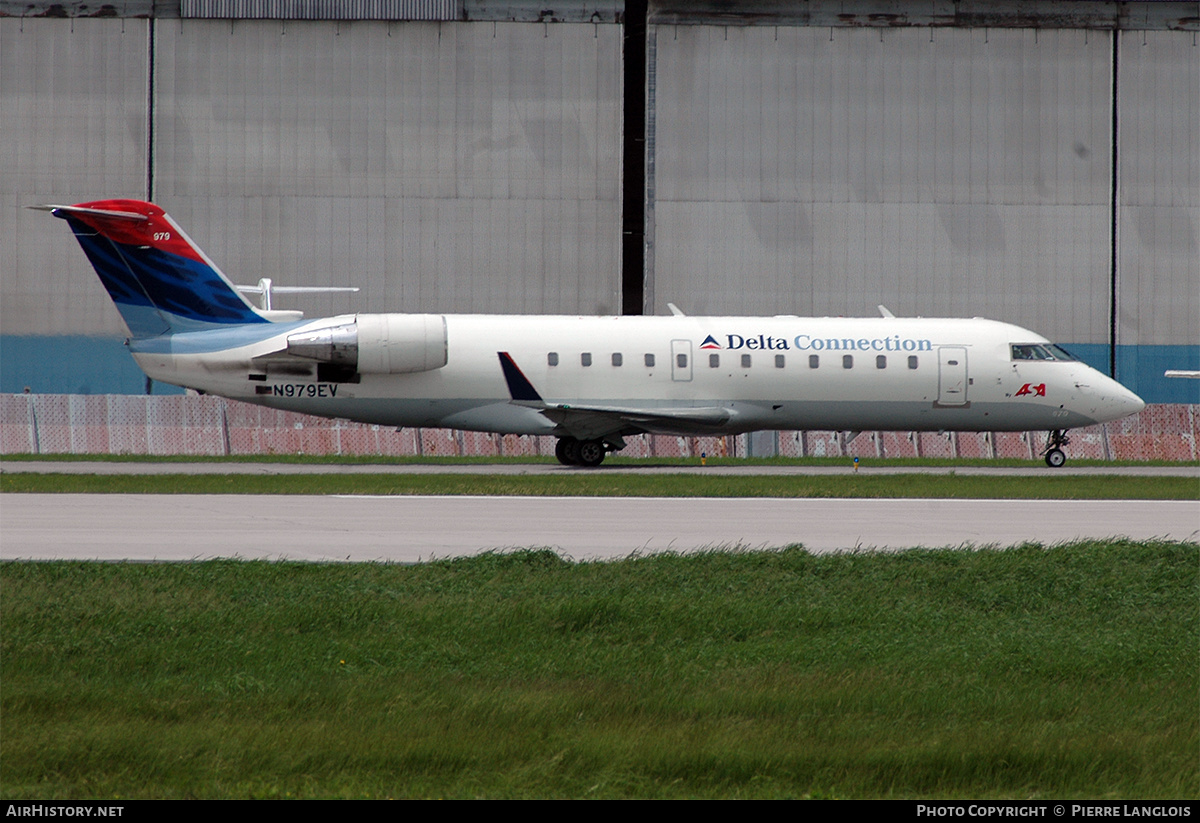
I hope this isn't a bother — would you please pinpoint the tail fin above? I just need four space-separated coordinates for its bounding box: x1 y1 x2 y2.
36 199 268 337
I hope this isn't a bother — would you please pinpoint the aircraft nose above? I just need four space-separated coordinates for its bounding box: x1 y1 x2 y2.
1117 385 1145 418
1096 378 1144 423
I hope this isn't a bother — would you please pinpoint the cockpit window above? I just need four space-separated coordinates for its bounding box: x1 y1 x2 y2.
1011 343 1077 362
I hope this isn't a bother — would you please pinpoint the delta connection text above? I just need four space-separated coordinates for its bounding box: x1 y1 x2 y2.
713 333 934 352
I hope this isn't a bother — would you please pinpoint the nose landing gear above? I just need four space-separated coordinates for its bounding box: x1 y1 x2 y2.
1042 429 1071 468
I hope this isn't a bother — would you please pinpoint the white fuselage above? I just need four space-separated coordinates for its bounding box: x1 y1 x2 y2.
130 313 1145 440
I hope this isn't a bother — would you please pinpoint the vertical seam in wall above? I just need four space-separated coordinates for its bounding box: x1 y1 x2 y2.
147 16 156 202
1109 28 1120 380
621 0 648 316
643 24 656 315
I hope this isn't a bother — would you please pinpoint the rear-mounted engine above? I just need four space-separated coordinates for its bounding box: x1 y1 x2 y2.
286 314 448 374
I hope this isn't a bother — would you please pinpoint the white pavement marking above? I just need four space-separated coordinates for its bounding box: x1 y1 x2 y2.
2 495 1196 563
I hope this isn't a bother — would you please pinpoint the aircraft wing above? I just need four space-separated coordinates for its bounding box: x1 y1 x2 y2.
497 352 731 440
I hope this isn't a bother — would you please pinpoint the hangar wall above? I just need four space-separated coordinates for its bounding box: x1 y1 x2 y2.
1 13 624 394
3 19 151 340
2 1 1197 403
1116 29 1199 401
152 19 623 317
645 22 1198 402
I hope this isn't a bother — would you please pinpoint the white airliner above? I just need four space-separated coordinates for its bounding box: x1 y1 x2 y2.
39 199 1145 467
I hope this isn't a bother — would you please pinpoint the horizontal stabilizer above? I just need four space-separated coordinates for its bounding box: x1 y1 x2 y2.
236 277 360 311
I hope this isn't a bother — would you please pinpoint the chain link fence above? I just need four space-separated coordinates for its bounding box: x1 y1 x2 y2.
2 394 1196 461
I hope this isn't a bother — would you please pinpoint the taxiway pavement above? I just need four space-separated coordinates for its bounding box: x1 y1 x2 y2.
3 495 1196 563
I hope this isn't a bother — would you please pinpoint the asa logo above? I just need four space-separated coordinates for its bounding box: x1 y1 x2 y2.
1015 383 1047 397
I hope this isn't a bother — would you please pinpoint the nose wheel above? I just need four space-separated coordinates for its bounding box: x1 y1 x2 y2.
1042 430 1070 468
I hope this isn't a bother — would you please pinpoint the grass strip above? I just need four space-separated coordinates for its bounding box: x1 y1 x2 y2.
2 541 1196 799
2 472 1196 498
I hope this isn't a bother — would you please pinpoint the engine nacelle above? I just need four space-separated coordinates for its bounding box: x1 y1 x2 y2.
286 314 447 374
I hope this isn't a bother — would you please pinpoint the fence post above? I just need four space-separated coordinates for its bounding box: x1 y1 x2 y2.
219 400 231 456
29 395 40 455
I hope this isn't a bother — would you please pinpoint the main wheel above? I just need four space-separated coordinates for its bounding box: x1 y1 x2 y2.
576 439 607 467
1045 448 1066 468
555 437 581 466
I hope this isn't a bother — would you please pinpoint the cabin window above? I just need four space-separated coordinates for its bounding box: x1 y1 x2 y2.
908 355 918 369
843 355 854 369
876 355 887 369
809 354 819 369
741 354 752 368
775 354 785 368
645 353 655 367
709 353 720 368
547 352 558 366
677 353 688 369
581 352 592 367
612 352 623 367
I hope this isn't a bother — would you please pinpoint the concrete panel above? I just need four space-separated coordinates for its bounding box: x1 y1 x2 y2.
0 18 149 336
649 25 1114 344
154 19 623 316
1116 29 1199 349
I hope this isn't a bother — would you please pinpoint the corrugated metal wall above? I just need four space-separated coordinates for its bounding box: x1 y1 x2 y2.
2 16 623 341
1 18 151 337
153 19 623 317
1117 29 1199 350
180 0 460 20
647 25 1115 343
2 3 1196 402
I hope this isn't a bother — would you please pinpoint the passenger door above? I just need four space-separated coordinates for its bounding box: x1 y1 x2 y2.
937 347 968 406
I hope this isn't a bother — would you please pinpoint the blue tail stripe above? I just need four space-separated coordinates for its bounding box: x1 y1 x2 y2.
67 216 266 336
72 229 156 309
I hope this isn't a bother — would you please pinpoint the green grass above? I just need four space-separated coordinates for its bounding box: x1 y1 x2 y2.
2 541 1196 798
2 471 1196 498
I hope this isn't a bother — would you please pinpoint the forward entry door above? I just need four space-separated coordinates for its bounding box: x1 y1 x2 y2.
937 347 968 406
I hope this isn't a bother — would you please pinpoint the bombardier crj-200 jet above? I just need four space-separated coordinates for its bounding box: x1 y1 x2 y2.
39 199 1145 467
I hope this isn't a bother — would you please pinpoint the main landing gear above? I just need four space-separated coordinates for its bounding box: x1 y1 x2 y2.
1042 429 1071 468
555 437 610 467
